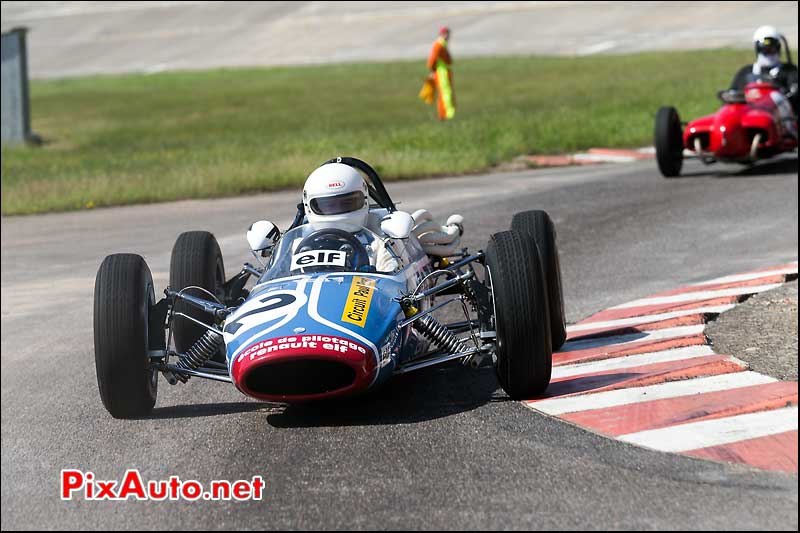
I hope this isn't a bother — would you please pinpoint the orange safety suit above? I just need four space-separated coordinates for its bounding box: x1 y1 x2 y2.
427 36 455 120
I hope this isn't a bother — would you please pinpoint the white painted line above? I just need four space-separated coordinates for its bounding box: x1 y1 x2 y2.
690 266 798 286
550 345 718 380
610 283 782 310
618 406 799 452
559 324 706 353
577 40 617 55
637 146 656 154
567 305 735 333
143 63 171 75
573 153 636 163
530 371 776 415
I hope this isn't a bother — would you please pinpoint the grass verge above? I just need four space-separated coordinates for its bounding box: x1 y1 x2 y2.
1 48 755 215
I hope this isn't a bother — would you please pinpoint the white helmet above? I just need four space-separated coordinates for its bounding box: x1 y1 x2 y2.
753 26 781 67
753 26 780 48
302 163 369 230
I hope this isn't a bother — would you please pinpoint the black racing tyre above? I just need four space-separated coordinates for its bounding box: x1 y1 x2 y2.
485 231 552 399
94 254 158 418
511 210 567 350
170 231 226 360
655 106 684 177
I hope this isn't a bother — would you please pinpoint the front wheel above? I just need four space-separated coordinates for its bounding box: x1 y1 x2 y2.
485 231 552 399
170 231 226 361
511 210 567 350
94 254 158 418
655 106 684 177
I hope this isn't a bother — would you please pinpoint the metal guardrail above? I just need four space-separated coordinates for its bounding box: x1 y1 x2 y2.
1 27 34 145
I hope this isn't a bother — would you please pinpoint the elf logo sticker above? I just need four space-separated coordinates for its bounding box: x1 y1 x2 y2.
327 181 345 189
341 276 375 327
291 249 347 271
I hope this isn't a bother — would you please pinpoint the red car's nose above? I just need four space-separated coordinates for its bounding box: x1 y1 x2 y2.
230 334 377 403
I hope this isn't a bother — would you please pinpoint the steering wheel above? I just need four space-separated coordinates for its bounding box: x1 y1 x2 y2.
295 228 371 273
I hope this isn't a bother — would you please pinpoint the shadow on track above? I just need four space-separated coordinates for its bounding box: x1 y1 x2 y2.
148 401 268 419
265 362 505 428
726 155 798 178
145 361 505 424
674 154 798 179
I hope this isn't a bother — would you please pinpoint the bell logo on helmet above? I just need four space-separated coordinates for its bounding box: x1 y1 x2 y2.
327 181 345 189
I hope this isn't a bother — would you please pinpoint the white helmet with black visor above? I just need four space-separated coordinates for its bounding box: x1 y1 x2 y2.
753 25 783 71
302 163 369 231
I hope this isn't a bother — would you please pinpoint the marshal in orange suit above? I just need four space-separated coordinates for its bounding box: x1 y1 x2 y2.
427 26 456 120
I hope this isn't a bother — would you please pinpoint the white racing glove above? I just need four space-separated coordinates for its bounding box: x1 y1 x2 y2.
411 209 464 257
371 239 400 273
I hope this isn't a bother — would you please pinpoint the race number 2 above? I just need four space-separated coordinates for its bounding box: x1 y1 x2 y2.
224 292 299 335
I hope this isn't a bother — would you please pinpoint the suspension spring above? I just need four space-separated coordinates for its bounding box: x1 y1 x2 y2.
413 314 464 353
176 329 223 380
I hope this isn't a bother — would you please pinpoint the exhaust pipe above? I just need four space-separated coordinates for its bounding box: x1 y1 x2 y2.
694 137 715 165
749 132 763 160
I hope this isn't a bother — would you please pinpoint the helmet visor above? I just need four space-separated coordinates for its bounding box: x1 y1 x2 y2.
309 191 366 216
757 37 780 55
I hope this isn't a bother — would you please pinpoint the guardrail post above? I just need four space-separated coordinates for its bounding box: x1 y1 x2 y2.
2 26 38 146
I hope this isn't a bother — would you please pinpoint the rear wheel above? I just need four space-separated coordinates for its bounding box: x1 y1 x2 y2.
485 231 552 399
94 254 158 418
170 231 226 361
511 210 567 350
655 106 684 177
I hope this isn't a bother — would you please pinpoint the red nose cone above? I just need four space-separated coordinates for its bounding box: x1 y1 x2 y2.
230 335 377 403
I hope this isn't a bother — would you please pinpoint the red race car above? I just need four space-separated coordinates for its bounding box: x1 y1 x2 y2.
655 51 797 178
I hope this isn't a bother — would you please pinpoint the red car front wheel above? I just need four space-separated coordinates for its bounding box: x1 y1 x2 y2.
655 106 684 177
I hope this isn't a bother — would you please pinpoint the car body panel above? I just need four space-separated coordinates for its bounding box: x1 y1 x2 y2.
683 82 797 161
222 223 433 402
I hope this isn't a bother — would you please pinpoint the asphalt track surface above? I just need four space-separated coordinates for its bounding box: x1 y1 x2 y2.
1 1 798 79
1 155 798 530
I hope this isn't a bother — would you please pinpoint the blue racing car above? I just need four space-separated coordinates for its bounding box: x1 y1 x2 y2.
93 157 566 418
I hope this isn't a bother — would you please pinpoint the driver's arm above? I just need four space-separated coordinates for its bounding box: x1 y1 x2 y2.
784 64 799 113
371 239 399 273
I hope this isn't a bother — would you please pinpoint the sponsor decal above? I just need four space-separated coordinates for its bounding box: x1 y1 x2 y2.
327 180 345 189
341 276 375 327
290 249 347 271
236 334 368 364
746 88 762 101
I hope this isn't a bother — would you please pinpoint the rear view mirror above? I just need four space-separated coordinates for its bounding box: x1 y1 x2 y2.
247 220 280 254
380 211 414 239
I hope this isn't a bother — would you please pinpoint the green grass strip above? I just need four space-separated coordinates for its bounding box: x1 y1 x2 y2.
2 48 756 215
